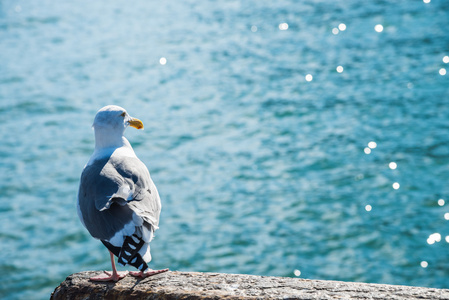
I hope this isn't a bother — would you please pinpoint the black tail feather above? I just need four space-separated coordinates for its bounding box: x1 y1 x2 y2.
101 240 120 257
101 234 149 272
117 234 148 272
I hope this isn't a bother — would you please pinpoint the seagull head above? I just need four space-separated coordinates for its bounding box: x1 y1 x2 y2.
93 105 144 149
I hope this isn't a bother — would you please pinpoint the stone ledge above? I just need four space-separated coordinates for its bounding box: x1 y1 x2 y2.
51 271 449 299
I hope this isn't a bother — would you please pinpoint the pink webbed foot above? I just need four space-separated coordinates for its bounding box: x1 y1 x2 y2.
90 270 129 282
129 268 169 278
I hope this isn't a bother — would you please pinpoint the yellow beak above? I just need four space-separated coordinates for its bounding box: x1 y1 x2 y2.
128 117 144 130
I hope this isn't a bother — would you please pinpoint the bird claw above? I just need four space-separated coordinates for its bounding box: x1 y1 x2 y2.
129 268 169 278
90 270 129 282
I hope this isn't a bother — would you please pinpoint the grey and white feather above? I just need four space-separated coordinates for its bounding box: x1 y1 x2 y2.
77 105 161 272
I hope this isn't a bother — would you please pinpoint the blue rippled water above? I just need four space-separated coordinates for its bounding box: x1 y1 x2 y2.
1 0 449 299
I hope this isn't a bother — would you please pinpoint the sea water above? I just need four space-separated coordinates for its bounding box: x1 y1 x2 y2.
1 0 449 299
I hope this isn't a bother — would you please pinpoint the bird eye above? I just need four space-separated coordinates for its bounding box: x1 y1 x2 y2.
120 112 126 117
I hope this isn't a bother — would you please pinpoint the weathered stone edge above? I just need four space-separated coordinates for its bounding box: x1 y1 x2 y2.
50 271 449 300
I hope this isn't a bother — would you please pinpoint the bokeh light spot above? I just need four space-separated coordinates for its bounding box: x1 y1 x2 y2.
279 23 289 30
375 24 384 32
427 233 441 244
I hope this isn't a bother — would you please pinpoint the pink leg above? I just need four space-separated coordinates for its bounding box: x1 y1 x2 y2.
90 251 129 282
129 268 169 278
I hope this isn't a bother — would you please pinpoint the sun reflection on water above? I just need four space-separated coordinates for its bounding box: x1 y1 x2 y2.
427 233 441 245
389 162 397 170
279 23 288 30
368 141 377 149
374 24 384 32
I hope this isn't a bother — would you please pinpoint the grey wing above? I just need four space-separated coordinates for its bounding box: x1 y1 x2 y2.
77 155 161 242
77 158 136 241
108 155 162 230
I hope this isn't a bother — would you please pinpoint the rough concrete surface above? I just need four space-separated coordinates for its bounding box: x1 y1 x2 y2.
51 271 449 300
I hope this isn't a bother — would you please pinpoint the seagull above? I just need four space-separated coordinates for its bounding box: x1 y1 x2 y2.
77 105 168 281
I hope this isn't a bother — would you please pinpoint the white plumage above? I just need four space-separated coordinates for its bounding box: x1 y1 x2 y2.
77 105 168 281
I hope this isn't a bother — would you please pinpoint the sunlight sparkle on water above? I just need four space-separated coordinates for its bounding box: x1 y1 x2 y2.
438 199 445 206
392 182 400 190
439 68 447 76
338 23 347 31
446 236 449 243
444 213 449 220
305 74 313 82
421 261 428 268
159 57 167 65
427 233 441 245
389 162 397 170
423 0 431 3
368 141 377 149
375 24 384 32
294 269 301 276
332 28 339 35
336 66 344 73
279 23 288 30
365 205 372 212
251 25 257 32
364 147 371 154
443 56 449 63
